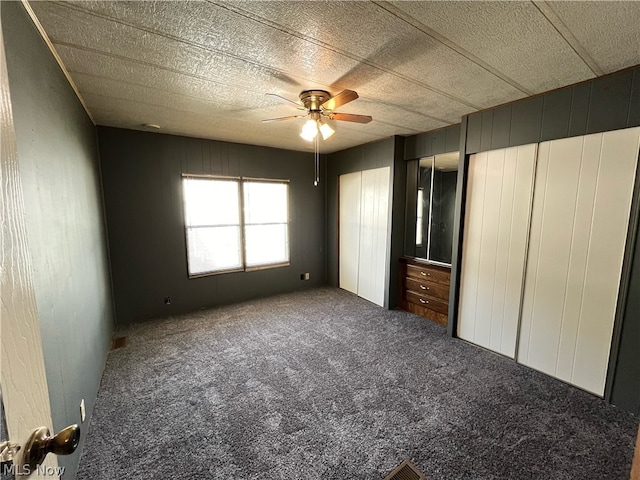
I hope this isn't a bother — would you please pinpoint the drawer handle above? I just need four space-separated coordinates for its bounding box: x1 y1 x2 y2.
420 285 429 290
419 298 429 304
420 271 431 276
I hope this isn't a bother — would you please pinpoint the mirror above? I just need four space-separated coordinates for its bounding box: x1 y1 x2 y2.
405 152 459 265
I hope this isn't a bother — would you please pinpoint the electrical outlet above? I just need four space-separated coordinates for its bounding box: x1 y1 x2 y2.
164 296 171 305
80 399 86 423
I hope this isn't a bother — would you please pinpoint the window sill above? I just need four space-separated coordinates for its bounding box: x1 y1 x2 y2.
188 261 290 279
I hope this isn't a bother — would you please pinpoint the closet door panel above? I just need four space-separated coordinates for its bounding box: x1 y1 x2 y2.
555 134 601 384
572 128 640 394
519 136 584 375
339 171 361 295
519 127 640 396
474 149 504 349
357 167 390 307
457 152 487 343
458 144 537 357
489 149 513 352
499 145 538 357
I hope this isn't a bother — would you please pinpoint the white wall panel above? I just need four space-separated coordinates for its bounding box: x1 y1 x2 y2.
458 144 537 357
357 167 390 307
518 127 640 396
339 171 361 295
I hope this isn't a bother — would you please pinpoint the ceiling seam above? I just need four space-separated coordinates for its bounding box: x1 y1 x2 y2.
68 70 249 111
51 1 472 121
20 0 94 124
531 1 603 76
372 0 534 96
82 91 281 122
208 0 482 111
52 41 257 94
52 40 455 126
51 1 306 91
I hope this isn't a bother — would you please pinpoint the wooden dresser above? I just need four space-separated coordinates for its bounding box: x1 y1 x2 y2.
398 257 451 326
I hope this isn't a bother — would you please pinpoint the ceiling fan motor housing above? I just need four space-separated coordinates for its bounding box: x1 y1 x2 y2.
299 90 331 112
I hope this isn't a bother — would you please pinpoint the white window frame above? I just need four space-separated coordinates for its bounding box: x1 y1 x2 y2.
182 174 290 278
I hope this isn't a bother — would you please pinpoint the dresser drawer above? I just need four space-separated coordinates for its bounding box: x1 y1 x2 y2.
405 290 449 315
404 277 449 301
406 264 450 285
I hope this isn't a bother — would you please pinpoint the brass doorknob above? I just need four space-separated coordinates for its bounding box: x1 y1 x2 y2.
23 425 80 470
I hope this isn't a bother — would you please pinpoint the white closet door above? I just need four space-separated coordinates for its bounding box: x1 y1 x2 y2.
518 127 640 396
357 167 390 307
458 144 537 357
339 171 362 295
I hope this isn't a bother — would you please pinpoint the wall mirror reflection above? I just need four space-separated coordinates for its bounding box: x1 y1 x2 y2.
406 152 459 265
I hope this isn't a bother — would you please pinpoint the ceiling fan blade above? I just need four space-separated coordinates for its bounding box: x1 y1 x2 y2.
265 93 304 108
261 115 306 123
327 112 372 124
321 89 359 111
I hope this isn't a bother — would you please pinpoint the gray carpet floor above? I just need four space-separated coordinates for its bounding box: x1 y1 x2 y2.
78 287 638 479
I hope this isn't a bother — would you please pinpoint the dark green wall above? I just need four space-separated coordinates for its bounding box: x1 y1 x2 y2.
404 123 461 161
3 2 114 478
98 126 325 325
449 65 640 414
325 136 405 309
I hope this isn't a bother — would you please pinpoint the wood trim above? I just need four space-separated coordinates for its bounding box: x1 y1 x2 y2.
20 0 94 124
631 425 640 480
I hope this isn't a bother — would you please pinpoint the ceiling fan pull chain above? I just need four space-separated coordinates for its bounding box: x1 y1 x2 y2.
314 134 319 187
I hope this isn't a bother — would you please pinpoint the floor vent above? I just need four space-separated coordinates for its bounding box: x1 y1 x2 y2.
384 459 426 480
111 336 127 350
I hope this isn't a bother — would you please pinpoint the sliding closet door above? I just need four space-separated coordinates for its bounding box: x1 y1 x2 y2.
518 127 640 396
458 144 537 358
339 167 390 307
357 167 390 307
339 171 362 295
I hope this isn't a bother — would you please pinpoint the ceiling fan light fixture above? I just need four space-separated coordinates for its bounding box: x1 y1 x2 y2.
318 121 335 140
300 119 318 141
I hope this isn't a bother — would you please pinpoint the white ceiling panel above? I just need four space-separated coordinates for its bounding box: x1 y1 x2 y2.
389 1 597 93
546 1 640 74
26 1 640 154
222 0 526 108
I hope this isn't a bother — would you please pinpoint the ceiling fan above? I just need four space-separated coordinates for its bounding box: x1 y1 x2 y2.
262 89 372 141
262 89 371 186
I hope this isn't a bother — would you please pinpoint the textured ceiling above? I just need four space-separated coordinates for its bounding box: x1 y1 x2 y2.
29 1 640 154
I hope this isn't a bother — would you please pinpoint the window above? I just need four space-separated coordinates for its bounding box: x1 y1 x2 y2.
182 176 289 277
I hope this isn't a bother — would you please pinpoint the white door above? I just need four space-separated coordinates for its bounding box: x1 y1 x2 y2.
518 127 640 396
0 11 59 477
339 171 362 295
339 167 390 307
357 167 390 307
457 144 537 358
